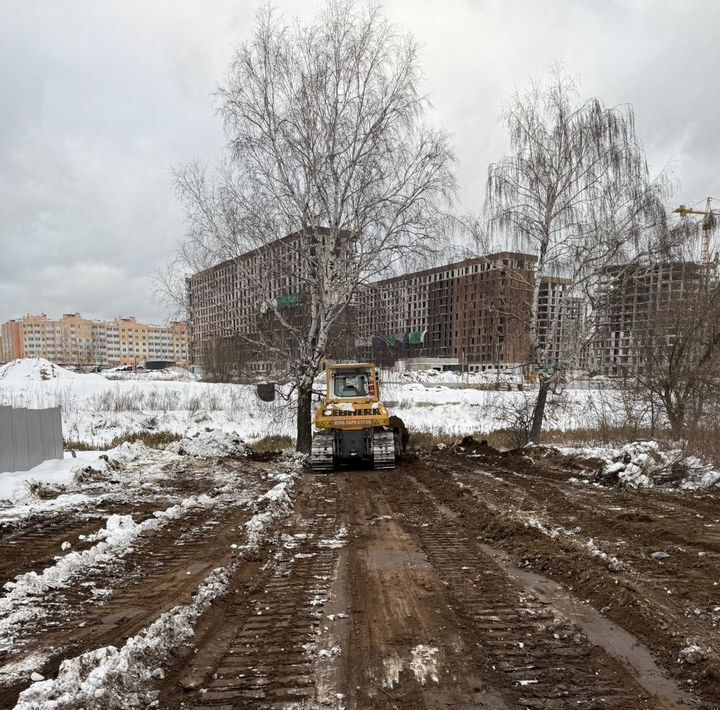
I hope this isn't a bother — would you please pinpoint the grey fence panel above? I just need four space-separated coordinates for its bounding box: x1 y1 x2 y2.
47 407 63 459
0 407 13 474
52 408 63 460
40 408 55 462
0 406 63 474
10 408 30 472
27 409 43 470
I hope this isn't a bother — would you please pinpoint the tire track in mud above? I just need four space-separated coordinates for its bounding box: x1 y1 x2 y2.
368 469 683 709
0 470 273 710
435 450 720 610
0 500 170 588
465 448 720 546
158 476 347 710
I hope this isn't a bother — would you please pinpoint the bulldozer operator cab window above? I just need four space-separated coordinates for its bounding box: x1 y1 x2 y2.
332 368 371 399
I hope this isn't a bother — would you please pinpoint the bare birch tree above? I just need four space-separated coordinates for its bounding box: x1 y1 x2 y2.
641 284 720 438
172 1 455 452
486 69 670 444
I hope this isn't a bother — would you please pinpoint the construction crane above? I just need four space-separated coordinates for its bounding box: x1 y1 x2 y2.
673 197 719 265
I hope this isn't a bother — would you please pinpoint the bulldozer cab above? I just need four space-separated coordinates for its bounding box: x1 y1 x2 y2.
312 362 399 472
326 364 378 403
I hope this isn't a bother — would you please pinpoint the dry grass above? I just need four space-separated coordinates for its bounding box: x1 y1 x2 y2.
251 434 295 453
63 440 97 452
537 427 659 447
65 430 182 451
683 426 720 467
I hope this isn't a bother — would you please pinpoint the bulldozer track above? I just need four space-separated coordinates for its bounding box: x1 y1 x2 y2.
372 430 396 469
407 453 713 706
0 458 271 588
3 450 710 709
160 477 346 709
0 475 271 710
154 464 694 709
310 430 335 472
0 500 168 587
371 473 660 708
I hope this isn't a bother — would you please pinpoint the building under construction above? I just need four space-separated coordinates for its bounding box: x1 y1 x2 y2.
536 277 586 369
353 253 538 371
187 228 356 374
591 260 714 376
187 232 586 375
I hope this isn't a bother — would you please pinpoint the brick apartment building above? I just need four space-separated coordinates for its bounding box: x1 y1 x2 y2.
0 314 189 368
187 229 356 372
354 252 539 370
590 260 713 376
188 234 582 373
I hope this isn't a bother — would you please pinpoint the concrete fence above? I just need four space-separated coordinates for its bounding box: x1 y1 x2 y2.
0 406 63 474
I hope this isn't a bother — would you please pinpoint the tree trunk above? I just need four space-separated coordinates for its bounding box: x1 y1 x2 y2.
296 383 314 453
528 378 550 444
667 406 685 440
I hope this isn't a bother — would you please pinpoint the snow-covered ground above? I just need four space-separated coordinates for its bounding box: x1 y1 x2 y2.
2 357 717 491
0 452 105 502
101 366 199 382
0 358 105 383
0 358 627 449
0 420 303 707
0 359 292 448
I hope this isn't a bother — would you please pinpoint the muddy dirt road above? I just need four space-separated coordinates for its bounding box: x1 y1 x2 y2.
2 447 719 709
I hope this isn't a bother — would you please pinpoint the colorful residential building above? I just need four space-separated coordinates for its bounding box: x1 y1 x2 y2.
0 314 189 368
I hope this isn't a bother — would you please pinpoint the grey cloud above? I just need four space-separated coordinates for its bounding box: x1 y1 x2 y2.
1 0 718 325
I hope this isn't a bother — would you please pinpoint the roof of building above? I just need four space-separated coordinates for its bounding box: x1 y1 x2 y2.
368 251 538 287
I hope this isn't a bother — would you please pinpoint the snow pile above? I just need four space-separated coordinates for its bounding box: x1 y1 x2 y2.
409 645 440 685
678 643 714 665
383 645 440 689
102 367 198 382
167 430 247 458
0 453 106 502
558 440 720 491
390 368 522 387
678 456 720 491
13 566 231 710
104 441 153 465
84 514 137 543
0 358 104 383
601 441 664 488
0 439 173 504
244 471 300 553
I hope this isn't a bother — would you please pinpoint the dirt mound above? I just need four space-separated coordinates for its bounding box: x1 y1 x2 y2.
453 435 500 455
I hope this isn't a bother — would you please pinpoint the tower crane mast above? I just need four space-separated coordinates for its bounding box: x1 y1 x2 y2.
673 197 719 265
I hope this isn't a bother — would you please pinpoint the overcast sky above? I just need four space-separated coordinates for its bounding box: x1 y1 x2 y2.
1 0 718 325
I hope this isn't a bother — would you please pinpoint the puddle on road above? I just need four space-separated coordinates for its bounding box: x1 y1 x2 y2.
478 542 693 709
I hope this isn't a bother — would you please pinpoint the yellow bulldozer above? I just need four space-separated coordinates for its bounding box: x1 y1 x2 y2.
310 363 406 472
